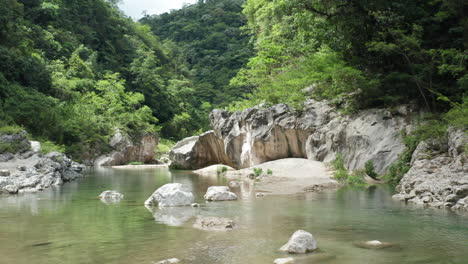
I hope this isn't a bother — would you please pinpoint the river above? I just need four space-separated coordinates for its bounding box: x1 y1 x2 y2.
0 167 467 264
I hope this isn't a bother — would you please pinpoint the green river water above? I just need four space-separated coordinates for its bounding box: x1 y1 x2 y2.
0 167 467 264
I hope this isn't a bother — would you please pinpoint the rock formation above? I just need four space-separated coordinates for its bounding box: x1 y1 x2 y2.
169 131 234 169
170 100 415 174
393 128 467 212
0 131 84 194
94 129 158 166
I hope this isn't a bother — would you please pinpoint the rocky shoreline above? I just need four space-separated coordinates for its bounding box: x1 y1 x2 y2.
170 99 468 213
393 127 467 213
0 131 84 194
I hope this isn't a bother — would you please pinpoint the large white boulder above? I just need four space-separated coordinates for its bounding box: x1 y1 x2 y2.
145 183 194 207
280 230 317 254
204 186 237 201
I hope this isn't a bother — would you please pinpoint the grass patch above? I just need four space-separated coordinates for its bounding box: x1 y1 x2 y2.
267 169 273 175
216 166 229 176
253 168 263 177
155 138 175 159
128 161 144 165
40 140 65 155
0 124 23 135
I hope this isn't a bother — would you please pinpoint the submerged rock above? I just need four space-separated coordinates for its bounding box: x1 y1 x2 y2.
145 183 194 207
146 206 195 226
354 240 395 249
204 186 237 201
99 190 124 203
154 258 180 264
280 230 317 254
193 216 236 231
274 258 294 264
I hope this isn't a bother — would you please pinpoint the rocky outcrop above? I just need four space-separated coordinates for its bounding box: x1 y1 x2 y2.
169 131 234 169
393 128 468 212
204 186 238 201
145 183 194 207
94 130 158 166
170 100 415 174
280 230 317 254
0 151 84 194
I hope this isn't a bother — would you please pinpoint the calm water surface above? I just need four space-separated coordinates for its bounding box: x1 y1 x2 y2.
0 167 467 264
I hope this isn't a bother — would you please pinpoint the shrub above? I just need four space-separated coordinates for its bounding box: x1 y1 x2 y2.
0 124 23 135
253 168 263 177
40 140 65 155
348 169 367 187
333 169 349 182
154 138 175 159
364 160 378 179
332 153 346 170
221 166 228 173
267 169 273 175
216 166 228 176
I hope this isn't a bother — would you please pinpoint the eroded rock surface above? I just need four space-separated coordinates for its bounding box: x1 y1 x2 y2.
393 128 468 212
94 130 158 166
145 183 194 207
0 152 84 194
169 131 234 169
171 100 415 174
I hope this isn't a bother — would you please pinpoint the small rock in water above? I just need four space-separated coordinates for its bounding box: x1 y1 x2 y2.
280 230 317 254
193 216 236 231
99 190 124 203
256 192 266 197
366 240 383 246
274 257 294 264
354 240 394 249
0 169 10 177
204 186 237 201
191 203 200 207
154 258 180 264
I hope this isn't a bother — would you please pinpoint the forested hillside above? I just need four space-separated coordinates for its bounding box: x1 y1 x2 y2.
140 0 253 136
0 0 466 161
231 0 466 115
0 0 200 159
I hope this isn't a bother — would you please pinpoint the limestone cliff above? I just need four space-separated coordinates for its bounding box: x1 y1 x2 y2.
170 99 416 174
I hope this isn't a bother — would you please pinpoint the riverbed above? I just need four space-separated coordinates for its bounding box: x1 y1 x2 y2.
0 167 467 264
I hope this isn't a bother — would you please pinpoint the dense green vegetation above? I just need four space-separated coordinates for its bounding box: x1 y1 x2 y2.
0 0 198 159
140 0 253 135
231 0 467 113
0 0 466 170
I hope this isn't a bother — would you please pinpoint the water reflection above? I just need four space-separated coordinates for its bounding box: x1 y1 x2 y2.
146 205 196 226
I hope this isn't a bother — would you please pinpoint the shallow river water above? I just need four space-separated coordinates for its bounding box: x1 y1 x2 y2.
0 167 467 264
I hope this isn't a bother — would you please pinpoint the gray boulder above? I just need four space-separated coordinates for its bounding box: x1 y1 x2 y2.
145 183 194 207
280 230 317 254
204 186 237 201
